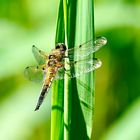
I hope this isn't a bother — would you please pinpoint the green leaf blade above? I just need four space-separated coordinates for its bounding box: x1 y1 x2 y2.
51 0 95 139
51 0 65 140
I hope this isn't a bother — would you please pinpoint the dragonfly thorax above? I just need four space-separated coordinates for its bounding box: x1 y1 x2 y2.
49 54 56 59
47 59 56 67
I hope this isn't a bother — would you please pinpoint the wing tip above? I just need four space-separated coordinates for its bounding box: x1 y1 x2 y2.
96 36 107 45
93 58 102 68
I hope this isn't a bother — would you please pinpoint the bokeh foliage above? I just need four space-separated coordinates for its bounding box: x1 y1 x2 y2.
0 0 140 140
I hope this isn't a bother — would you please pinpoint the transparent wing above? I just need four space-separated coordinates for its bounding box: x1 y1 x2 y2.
24 65 45 83
66 36 107 61
55 57 102 80
32 45 48 65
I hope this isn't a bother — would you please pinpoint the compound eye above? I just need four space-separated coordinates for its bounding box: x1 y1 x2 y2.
55 44 60 49
60 44 66 51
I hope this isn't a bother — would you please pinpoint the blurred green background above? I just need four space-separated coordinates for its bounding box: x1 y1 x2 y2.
0 0 140 140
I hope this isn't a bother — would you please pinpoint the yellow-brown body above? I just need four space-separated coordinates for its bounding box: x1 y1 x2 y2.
34 44 66 111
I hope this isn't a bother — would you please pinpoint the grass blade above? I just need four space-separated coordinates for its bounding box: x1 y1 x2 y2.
51 0 95 139
66 0 95 139
51 0 65 140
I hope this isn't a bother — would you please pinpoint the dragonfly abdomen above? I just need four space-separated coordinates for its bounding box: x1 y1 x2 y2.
34 85 48 111
34 69 56 111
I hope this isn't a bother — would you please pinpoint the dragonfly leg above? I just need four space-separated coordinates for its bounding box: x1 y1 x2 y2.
57 67 71 78
65 72 71 78
63 56 69 59
66 61 77 66
62 68 72 78
58 66 68 72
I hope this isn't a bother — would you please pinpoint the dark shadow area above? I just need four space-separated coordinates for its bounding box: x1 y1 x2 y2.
70 78 89 140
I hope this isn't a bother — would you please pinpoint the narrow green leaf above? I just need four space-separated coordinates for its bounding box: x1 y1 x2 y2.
51 0 65 140
74 1 95 138
52 0 95 140
63 0 73 140
67 0 95 139
55 0 65 44
63 0 77 140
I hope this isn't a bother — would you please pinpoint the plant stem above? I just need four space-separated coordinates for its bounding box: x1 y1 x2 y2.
63 0 72 139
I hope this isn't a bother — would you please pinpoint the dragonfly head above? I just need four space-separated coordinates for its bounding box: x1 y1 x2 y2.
55 43 66 52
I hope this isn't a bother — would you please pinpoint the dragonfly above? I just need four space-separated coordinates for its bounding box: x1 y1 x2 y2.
24 36 107 111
